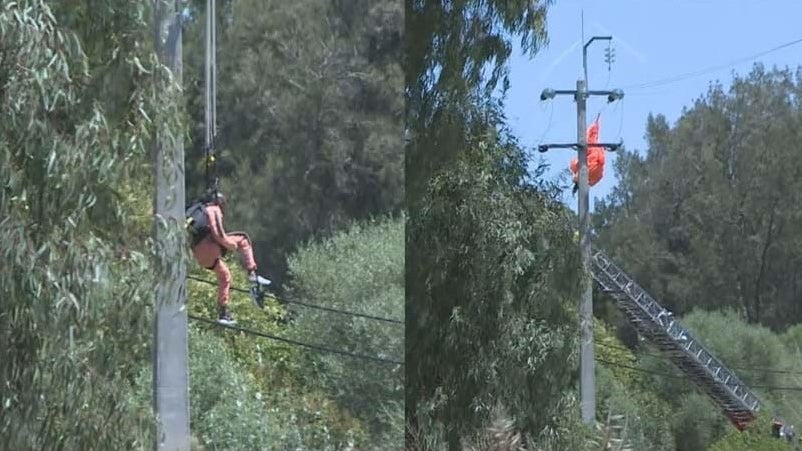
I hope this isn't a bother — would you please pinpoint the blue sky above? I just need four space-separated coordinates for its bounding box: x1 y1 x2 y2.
505 0 802 212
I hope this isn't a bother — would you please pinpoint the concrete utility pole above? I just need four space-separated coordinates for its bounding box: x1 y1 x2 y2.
575 77 594 425
153 1 189 449
538 36 623 426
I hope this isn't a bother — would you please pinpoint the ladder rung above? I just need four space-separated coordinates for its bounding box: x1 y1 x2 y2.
592 251 760 416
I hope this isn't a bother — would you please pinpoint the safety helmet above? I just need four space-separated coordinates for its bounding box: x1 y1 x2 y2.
206 189 226 206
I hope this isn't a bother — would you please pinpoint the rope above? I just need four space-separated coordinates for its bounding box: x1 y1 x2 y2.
186 275 404 325
204 0 218 191
188 314 403 366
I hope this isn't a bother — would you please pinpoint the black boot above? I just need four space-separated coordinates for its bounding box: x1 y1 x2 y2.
217 305 236 325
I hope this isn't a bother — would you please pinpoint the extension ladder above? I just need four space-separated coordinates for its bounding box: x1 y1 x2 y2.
590 250 759 429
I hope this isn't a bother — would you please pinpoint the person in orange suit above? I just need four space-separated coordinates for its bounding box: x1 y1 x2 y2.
187 190 270 325
570 116 604 194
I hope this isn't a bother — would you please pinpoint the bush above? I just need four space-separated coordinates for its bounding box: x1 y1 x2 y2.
186 252 369 449
285 216 404 448
708 414 794 451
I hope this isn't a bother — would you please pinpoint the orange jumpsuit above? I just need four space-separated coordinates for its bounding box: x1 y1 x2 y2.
570 118 604 187
191 204 257 307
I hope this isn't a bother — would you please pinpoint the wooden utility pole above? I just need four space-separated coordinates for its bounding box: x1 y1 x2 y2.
153 1 189 449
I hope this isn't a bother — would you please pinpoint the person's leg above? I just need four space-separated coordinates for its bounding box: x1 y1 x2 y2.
211 259 234 322
227 232 257 272
227 232 271 289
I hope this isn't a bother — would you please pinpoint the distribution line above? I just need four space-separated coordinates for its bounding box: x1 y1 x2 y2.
186 275 403 325
596 341 802 391
188 314 403 366
595 340 802 377
622 36 802 90
597 357 802 392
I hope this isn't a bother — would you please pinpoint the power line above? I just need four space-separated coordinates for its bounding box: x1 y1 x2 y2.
186 275 403 325
188 314 403 366
597 356 684 379
535 101 554 146
595 340 802 377
622 36 802 91
596 342 802 391
597 357 802 392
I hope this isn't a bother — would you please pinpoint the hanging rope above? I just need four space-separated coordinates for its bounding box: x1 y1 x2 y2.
204 0 218 192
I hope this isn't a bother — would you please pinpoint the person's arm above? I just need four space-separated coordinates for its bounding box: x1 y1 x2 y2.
206 206 238 251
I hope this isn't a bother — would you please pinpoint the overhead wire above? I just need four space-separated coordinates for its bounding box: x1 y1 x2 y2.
594 340 802 391
535 100 554 146
614 98 625 143
186 275 404 325
596 339 802 376
597 357 802 392
622 36 802 91
188 314 402 366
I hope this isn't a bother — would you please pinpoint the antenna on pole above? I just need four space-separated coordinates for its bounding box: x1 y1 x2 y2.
581 10 587 84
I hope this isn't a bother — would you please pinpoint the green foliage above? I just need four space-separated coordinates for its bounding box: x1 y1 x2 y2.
405 1 591 449
407 107 581 449
708 414 794 451
671 393 728 451
611 310 802 450
187 261 367 450
595 65 802 329
595 323 674 451
406 0 553 202
2 1 400 449
286 216 404 447
183 0 403 282
178 1 404 447
133 323 366 451
0 1 178 449
781 324 802 354
592 65 802 447
678 310 802 437
683 310 787 388
189 327 275 450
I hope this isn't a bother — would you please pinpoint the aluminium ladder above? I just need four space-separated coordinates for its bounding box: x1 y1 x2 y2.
590 250 760 429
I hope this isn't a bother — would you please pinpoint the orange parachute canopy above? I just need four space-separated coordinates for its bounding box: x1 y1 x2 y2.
570 117 605 186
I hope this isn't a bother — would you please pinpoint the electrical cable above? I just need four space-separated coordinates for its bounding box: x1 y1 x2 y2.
614 98 624 143
594 340 802 391
597 357 802 392
622 36 802 91
596 340 802 380
188 314 403 366
186 275 404 325
535 101 554 146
